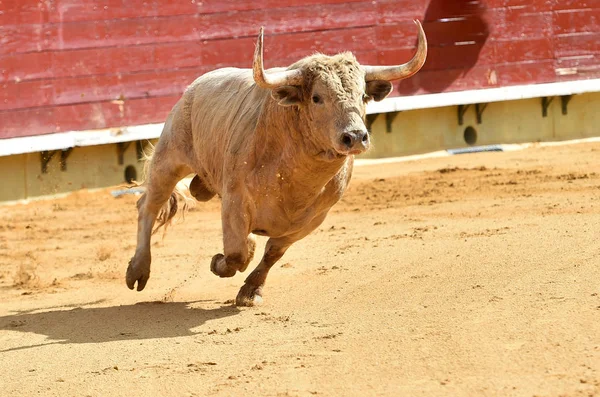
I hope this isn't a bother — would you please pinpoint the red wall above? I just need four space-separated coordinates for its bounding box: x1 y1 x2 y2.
1 0 599 139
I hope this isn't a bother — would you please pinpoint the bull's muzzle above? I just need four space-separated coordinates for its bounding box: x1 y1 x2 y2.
340 129 370 154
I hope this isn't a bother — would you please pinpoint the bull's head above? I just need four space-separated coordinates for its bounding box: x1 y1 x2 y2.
253 21 427 159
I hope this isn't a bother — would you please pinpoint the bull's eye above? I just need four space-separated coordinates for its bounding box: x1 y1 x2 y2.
312 95 322 104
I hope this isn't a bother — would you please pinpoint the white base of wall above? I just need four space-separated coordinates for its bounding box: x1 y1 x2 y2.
3 136 598 207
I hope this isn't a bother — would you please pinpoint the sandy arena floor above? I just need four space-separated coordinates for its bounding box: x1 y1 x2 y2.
0 142 599 396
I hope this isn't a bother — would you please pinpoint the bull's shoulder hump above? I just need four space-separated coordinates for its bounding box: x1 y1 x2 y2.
186 68 255 93
200 68 252 81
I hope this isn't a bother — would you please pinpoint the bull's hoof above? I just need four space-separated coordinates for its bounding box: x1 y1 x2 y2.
210 254 237 278
126 258 150 291
235 283 264 307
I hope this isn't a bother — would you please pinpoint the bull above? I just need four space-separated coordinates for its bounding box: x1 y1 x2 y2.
127 22 427 306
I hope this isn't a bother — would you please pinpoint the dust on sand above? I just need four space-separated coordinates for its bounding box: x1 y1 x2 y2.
0 142 599 396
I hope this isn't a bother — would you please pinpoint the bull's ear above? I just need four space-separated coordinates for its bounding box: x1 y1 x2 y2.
365 80 393 102
271 86 302 106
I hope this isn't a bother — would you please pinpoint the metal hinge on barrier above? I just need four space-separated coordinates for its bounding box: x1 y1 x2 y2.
365 111 401 133
116 142 131 165
542 95 573 117
40 148 73 173
366 113 379 132
458 103 488 125
385 111 400 133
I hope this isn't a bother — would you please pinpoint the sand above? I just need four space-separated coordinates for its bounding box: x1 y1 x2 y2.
0 142 599 396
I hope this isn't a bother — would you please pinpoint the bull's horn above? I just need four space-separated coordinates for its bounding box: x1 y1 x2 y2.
253 27 304 89
364 20 427 82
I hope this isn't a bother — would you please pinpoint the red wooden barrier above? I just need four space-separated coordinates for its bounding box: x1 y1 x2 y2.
1 0 599 139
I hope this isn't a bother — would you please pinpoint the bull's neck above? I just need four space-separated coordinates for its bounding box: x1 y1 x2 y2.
254 102 348 192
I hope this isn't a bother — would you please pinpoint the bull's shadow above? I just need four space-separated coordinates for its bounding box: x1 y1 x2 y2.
398 0 490 94
0 300 240 353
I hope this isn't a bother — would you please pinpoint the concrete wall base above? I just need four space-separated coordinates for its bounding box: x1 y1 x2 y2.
1 92 599 202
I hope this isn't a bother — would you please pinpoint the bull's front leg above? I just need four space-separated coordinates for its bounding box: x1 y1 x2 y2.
236 237 292 306
210 194 256 278
235 211 330 306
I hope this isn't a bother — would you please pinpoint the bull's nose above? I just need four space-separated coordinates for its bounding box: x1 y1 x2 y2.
341 130 369 150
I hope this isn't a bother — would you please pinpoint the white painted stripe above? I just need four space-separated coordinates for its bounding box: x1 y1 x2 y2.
355 150 450 166
1 79 599 157
366 78 600 114
0 123 164 157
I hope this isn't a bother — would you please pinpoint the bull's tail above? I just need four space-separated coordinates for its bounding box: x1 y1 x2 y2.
136 142 195 237
151 185 193 236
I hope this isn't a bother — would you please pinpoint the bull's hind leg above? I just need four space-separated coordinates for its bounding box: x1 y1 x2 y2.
126 152 191 291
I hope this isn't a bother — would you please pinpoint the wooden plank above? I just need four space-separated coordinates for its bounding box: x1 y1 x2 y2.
47 0 202 23
418 0 488 22
556 71 600 82
555 55 600 80
500 0 556 11
0 42 205 83
378 42 494 72
493 38 554 63
1 2 379 56
493 59 556 85
376 17 489 50
483 0 593 12
554 32 600 57
0 95 180 139
556 54 600 68
256 27 376 62
375 22 423 49
376 0 428 24
38 0 369 24
555 54 600 79
0 67 209 111
395 65 497 95
0 24 54 55
490 8 553 40
552 0 600 10
0 51 53 82
485 0 505 7
395 60 557 95
553 9 600 35
0 26 380 83
0 0 49 26
420 16 490 46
